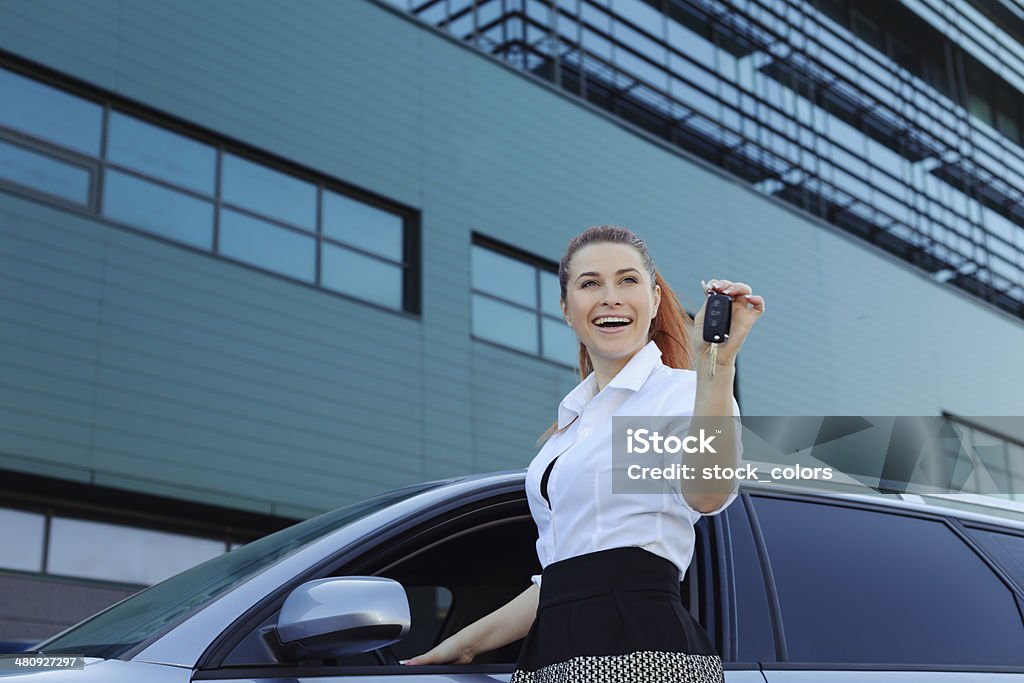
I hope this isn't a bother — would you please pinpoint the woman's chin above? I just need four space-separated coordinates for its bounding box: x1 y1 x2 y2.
585 336 646 362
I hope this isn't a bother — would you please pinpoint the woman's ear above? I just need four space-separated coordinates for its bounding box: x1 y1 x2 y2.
652 284 662 319
561 300 571 327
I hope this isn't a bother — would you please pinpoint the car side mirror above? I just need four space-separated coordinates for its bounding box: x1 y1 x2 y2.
262 577 410 661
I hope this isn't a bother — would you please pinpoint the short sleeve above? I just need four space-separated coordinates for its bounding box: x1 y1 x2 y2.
531 531 550 588
697 489 738 515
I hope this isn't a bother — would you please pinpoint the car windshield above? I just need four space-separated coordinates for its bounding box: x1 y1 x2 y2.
36 481 447 659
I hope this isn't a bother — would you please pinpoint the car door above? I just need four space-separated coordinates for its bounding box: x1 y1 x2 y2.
191 477 767 683
191 483 535 683
736 493 1024 682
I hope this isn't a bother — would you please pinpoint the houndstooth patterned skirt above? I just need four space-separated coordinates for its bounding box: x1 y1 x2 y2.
510 547 724 683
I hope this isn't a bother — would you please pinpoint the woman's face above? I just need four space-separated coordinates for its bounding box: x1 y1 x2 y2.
562 242 661 372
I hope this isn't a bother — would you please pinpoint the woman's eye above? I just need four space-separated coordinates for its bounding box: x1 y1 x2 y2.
622 276 638 284
581 280 597 288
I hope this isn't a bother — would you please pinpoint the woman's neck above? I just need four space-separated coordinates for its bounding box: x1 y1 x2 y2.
591 356 633 393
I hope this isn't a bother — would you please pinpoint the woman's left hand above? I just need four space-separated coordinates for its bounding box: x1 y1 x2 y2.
692 279 765 368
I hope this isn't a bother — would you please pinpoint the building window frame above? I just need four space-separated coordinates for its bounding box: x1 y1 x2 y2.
401 0 1024 320
0 57 421 316
470 233 577 369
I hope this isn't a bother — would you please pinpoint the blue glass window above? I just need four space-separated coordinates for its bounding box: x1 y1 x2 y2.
0 67 102 155
471 244 537 308
539 270 563 318
471 241 569 365
0 139 91 205
322 190 403 261
541 317 578 366
0 508 45 573
221 154 316 230
0 66 414 313
321 244 403 309
102 170 214 249
472 294 539 355
107 112 216 195
219 209 316 282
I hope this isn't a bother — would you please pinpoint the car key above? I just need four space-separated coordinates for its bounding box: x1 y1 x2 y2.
700 281 732 378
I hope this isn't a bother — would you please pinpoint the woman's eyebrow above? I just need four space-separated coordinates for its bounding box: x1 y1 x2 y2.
575 268 640 281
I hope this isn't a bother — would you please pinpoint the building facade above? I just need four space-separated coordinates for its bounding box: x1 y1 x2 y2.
392 0 1024 319
0 0 1022 648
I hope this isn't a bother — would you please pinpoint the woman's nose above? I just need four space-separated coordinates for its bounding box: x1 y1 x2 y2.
601 288 624 306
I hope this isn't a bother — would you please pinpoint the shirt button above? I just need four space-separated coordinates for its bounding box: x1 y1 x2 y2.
580 429 590 437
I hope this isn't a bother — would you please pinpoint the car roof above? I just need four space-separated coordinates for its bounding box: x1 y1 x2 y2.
445 469 1024 534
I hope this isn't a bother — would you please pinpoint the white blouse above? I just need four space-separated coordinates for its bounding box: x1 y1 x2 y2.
525 340 740 588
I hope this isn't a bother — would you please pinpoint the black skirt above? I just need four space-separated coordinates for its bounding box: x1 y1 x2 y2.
511 546 724 683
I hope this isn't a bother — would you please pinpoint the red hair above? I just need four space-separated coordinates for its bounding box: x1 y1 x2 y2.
538 226 693 445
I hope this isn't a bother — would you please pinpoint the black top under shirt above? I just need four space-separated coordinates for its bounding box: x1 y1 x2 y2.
540 456 559 506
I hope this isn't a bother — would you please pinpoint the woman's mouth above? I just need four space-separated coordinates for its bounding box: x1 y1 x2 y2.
592 316 633 333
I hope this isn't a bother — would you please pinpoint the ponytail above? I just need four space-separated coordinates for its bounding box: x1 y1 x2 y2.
649 269 694 371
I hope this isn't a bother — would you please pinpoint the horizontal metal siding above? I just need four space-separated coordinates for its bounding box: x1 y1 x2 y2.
0 192 432 514
0 201 103 477
0 0 1021 521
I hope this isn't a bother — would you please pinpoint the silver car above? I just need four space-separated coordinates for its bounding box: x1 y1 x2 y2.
3 471 1024 682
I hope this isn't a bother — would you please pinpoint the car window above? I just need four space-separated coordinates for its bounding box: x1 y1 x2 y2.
392 585 453 661
724 499 776 662
357 513 538 666
38 482 446 658
753 496 1024 665
218 505 540 668
965 526 1024 590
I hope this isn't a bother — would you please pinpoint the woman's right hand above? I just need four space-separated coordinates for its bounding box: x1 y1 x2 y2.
402 583 537 666
400 635 474 665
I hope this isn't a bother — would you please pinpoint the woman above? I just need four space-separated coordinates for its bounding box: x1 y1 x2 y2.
403 225 765 682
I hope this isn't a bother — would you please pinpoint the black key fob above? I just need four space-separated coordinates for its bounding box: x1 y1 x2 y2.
702 294 732 343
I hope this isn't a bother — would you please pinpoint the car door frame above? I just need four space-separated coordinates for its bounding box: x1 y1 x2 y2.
192 477 533 679
739 488 1024 680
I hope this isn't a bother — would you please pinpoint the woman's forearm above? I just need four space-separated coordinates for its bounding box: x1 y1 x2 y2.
683 361 739 512
693 358 736 417
452 583 539 659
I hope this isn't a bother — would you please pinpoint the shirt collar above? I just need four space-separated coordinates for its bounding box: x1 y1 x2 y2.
557 340 664 428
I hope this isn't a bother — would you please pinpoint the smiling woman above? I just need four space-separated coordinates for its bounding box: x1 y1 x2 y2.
564 246 663 380
405 225 765 682
558 227 700 385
